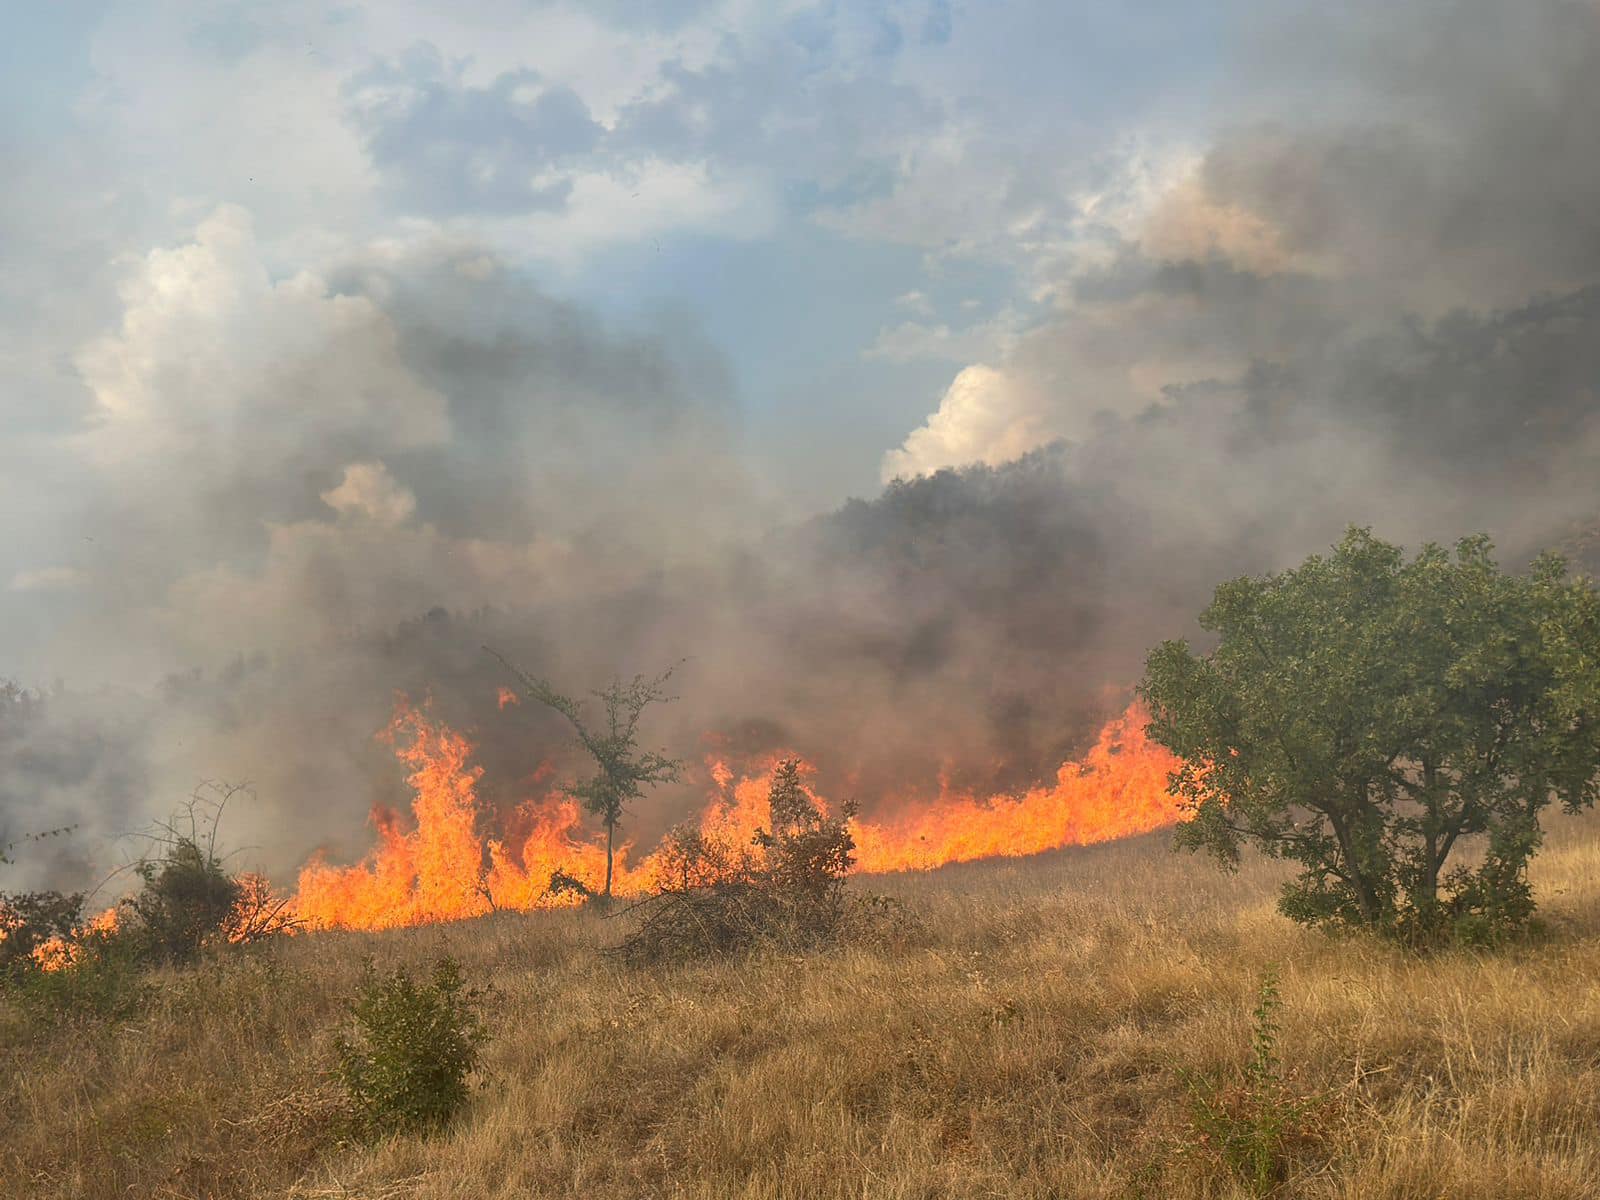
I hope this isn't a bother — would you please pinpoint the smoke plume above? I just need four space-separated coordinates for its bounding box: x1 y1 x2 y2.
5 0 1600 891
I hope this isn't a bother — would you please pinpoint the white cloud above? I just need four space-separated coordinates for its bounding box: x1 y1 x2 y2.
879 363 1055 481
894 289 934 316
75 205 449 470
494 158 780 269
864 305 1026 364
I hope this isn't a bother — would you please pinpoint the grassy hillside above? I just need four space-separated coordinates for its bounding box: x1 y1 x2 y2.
7 819 1600 1199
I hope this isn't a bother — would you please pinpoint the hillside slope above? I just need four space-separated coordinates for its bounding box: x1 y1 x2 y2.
7 822 1600 1199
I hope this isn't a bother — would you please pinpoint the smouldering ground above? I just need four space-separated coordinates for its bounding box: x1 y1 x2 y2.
7 820 1600 1199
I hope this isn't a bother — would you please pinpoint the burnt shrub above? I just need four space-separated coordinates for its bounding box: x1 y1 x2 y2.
8 921 148 1022
0 829 148 1022
0 825 84 978
335 957 489 1134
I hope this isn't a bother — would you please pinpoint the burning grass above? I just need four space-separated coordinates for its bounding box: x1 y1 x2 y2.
290 696 1185 931
7 815 1600 1198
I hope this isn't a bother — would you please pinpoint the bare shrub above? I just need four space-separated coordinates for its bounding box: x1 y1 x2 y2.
223 872 301 946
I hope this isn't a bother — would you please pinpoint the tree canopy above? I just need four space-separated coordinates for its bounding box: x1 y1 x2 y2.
1140 528 1600 945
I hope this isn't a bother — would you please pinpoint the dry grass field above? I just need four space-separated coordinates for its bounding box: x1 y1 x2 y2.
7 817 1600 1199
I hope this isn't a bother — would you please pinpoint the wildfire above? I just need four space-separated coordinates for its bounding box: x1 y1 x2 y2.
291 695 1186 931
28 906 121 972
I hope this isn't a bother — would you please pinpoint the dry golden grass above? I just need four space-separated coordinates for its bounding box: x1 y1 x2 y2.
7 817 1600 1199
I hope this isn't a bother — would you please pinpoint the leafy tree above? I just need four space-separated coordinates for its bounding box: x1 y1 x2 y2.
490 654 683 899
1140 528 1600 945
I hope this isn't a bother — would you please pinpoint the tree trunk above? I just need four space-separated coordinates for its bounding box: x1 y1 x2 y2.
1420 759 1440 912
1327 804 1381 926
604 820 615 898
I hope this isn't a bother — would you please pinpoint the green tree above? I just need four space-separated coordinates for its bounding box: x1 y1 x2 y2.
1140 528 1600 945
491 655 682 899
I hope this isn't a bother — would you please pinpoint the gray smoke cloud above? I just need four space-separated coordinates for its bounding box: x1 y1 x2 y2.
6 0 1600 893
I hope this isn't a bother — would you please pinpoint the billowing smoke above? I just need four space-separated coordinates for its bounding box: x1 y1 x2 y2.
5 0 1600 891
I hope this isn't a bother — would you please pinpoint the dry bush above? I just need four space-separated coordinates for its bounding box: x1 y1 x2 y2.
225 872 302 946
616 758 888 966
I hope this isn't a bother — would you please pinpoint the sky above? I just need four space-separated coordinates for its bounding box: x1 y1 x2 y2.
6 1 1600 884
1 1 1248 520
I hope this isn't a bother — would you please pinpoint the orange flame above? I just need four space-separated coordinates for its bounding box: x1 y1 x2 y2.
289 695 1186 931
27 905 121 972
496 686 519 709
853 704 1181 871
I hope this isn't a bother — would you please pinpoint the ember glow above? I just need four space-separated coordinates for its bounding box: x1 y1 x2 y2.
291 696 1185 931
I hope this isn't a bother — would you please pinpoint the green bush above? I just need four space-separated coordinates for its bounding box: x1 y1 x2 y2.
125 837 241 964
335 957 488 1134
120 784 298 964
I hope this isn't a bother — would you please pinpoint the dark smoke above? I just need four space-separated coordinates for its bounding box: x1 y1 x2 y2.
6 0 1600 892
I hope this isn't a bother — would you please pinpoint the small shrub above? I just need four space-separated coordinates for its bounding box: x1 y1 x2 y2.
335 957 489 1134
125 836 241 964
617 758 866 965
1182 967 1329 1196
122 784 297 963
0 888 85 978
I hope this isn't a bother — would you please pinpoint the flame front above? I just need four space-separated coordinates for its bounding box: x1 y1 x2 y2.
852 705 1181 872
291 696 1185 930
26 906 121 972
